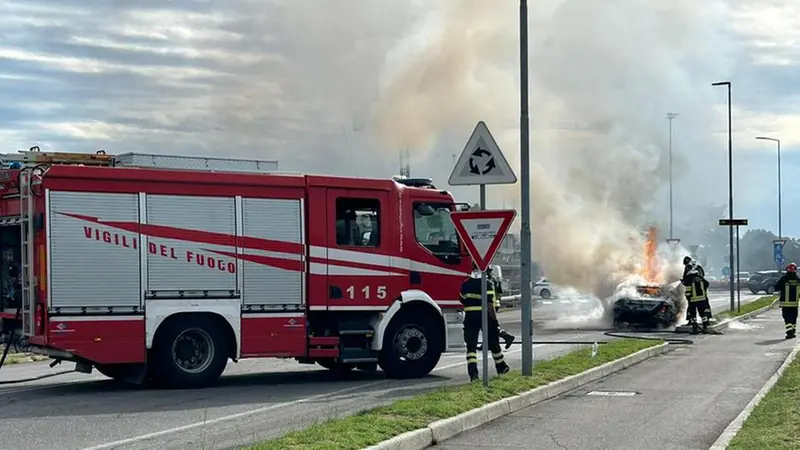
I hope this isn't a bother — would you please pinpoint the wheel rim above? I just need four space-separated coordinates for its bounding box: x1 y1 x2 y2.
172 328 215 374
393 326 428 361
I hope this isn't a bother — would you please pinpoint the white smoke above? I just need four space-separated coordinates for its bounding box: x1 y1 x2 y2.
370 0 736 300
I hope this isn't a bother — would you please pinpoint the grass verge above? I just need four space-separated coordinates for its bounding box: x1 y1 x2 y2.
728 353 800 449
718 295 777 319
247 338 662 450
0 347 49 365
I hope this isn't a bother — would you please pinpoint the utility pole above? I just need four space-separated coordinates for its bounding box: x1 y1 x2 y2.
519 0 533 377
756 136 783 271
712 81 734 313
667 113 678 240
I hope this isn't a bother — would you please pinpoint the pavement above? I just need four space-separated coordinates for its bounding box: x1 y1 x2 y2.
430 307 796 450
0 292 760 450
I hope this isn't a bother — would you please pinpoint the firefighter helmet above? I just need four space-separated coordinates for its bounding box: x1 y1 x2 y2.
469 262 482 279
787 263 797 273
683 256 692 265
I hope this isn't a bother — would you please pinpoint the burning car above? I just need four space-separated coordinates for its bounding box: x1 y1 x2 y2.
611 226 686 329
612 283 683 329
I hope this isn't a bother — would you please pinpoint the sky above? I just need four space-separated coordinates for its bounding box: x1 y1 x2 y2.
2 0 800 248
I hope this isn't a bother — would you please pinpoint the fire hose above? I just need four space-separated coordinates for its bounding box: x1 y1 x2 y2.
0 308 75 385
478 328 701 350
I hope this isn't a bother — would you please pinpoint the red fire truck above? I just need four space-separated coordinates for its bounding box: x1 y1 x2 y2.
0 149 471 388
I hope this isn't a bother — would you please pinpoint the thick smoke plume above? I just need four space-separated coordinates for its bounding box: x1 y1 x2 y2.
371 0 734 300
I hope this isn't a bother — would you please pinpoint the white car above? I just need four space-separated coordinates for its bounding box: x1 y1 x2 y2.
532 277 557 299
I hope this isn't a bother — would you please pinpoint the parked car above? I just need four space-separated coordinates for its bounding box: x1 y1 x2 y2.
720 272 750 289
532 277 557 299
747 270 781 294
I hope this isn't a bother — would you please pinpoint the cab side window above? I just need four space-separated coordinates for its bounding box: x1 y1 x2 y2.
335 198 381 247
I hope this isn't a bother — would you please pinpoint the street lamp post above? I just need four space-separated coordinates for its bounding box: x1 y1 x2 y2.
667 113 678 240
755 136 783 270
712 81 734 313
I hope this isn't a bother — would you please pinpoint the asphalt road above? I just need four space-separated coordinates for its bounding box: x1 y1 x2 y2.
0 292 762 450
0 312 610 450
432 308 795 450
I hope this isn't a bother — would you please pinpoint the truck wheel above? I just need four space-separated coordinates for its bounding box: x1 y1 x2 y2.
749 288 759 295
379 309 443 379
150 316 229 389
766 286 775 295
316 359 356 374
540 289 551 299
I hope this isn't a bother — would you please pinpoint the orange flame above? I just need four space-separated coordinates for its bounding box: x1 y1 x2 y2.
639 226 661 284
637 285 662 297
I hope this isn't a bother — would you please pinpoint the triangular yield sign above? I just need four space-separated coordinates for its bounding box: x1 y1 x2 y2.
451 209 517 272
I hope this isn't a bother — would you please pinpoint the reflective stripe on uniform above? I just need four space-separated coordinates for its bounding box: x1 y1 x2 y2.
688 280 707 302
461 293 481 299
464 306 482 312
492 351 504 364
782 282 800 307
466 351 478 364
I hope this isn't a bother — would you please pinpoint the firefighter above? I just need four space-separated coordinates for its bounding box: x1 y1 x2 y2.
682 267 712 334
487 266 516 349
460 266 511 382
772 262 799 339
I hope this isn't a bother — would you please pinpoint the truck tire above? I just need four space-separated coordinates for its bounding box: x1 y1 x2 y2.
540 289 551 299
766 285 775 295
150 316 229 389
379 309 443 379
749 288 759 295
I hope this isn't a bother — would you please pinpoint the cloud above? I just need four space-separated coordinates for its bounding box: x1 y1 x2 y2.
2 0 800 244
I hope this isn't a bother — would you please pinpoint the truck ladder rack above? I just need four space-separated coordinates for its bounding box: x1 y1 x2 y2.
1 147 114 167
19 168 38 337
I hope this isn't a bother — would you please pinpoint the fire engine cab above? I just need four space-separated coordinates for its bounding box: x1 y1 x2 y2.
0 148 472 388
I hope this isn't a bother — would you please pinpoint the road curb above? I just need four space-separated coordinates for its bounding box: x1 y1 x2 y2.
363 342 670 450
709 344 800 450
674 298 778 334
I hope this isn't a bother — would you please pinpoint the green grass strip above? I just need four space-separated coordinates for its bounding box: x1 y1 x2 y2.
0 348 48 365
248 338 662 450
728 352 800 449
718 295 777 319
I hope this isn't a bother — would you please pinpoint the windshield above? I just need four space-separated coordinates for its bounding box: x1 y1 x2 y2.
413 203 460 256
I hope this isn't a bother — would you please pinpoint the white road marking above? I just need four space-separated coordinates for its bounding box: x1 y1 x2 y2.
81 342 565 450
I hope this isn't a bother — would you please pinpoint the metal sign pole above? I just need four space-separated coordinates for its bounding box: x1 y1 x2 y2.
736 225 741 313
518 0 534 378
479 184 490 388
